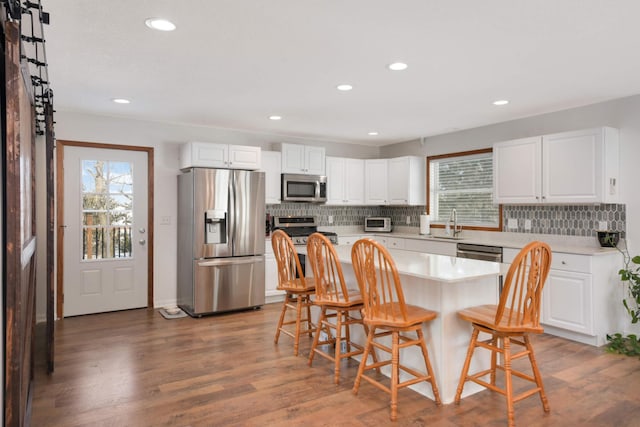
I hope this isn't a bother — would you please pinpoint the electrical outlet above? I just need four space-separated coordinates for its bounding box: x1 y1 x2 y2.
598 221 608 231
319 331 328 342
328 215 334 224
524 219 532 230
340 341 347 353
507 218 518 230
406 216 411 225
160 216 171 225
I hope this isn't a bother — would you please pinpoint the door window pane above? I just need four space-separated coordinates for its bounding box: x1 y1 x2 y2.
81 160 134 260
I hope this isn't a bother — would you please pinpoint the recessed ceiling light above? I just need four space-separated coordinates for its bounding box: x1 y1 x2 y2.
268 115 282 121
388 62 408 71
368 131 379 136
145 18 176 31
493 99 509 106
336 84 353 91
112 98 131 104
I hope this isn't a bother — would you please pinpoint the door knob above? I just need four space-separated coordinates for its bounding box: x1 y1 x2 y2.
139 239 146 245
139 227 146 234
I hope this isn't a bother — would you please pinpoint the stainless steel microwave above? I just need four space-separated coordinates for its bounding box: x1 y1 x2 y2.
364 217 392 232
281 173 327 203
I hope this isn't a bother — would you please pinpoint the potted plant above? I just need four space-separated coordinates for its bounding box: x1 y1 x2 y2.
606 235 640 356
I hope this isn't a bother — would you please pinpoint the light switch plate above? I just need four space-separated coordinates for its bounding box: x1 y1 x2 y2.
507 218 518 229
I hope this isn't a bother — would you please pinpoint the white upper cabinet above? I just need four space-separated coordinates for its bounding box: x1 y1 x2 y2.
280 143 326 175
494 127 619 204
181 142 261 170
364 156 425 205
388 156 425 205
260 151 282 204
543 127 618 203
493 137 542 203
364 159 389 205
326 157 364 205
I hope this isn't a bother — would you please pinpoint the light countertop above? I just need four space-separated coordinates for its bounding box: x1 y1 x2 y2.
318 244 502 283
320 226 621 256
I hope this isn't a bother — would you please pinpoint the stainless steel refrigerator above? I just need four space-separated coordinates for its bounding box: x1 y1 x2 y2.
177 168 265 316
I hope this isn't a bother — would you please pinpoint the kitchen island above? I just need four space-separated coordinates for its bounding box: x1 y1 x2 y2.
329 243 502 404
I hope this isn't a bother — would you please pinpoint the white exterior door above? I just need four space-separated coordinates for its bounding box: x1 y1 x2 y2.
63 146 148 316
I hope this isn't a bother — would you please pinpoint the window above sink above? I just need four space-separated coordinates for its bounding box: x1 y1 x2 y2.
427 148 502 232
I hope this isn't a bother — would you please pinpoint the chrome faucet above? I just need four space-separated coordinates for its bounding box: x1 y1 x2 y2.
448 208 462 237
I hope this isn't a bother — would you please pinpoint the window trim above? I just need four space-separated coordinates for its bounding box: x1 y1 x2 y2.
426 148 503 232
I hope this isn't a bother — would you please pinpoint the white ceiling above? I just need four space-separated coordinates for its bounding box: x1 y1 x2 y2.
43 0 640 146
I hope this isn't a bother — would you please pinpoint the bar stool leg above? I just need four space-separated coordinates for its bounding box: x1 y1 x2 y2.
353 326 375 395
333 310 343 384
503 337 515 427
390 331 400 421
455 327 480 404
526 335 550 412
293 294 303 356
308 306 327 366
416 328 441 405
274 293 290 344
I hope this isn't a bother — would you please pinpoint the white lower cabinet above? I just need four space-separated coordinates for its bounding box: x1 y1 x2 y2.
503 247 621 346
385 237 405 250
265 240 285 302
543 269 592 335
340 235 457 256
403 238 457 256
339 235 366 245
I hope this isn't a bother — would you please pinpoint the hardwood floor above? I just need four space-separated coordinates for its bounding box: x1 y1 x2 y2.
33 303 640 426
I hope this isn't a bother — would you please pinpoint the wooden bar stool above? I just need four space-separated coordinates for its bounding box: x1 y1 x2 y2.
454 241 552 427
350 238 441 421
306 232 371 384
271 230 315 357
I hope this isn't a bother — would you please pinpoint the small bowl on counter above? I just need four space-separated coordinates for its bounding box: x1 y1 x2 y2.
597 231 620 247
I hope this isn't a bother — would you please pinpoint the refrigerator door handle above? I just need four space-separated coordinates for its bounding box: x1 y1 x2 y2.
197 256 264 268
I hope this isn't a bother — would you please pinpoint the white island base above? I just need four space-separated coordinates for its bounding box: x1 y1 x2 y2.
331 244 501 404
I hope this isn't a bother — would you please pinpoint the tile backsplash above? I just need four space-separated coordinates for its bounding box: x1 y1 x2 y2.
503 204 625 237
266 203 626 238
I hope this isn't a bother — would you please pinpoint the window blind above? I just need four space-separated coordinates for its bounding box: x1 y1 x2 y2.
429 151 499 227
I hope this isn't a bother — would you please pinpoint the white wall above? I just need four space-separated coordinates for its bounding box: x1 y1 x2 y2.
36 111 380 318
41 96 640 320
382 94 640 254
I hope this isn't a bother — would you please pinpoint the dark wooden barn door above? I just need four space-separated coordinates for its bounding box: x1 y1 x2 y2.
4 21 38 426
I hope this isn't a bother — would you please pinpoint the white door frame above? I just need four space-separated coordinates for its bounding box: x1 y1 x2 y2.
56 140 154 318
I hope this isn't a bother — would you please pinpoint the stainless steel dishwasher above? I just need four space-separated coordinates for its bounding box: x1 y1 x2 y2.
456 243 503 262
456 243 504 293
